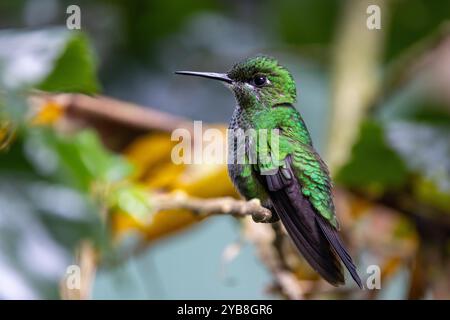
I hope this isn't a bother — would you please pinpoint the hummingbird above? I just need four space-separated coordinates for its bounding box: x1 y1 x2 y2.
176 55 362 288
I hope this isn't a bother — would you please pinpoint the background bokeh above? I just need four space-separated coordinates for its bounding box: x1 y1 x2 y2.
0 0 449 299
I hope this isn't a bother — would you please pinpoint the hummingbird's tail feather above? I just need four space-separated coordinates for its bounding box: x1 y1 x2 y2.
316 216 363 288
261 168 346 286
259 158 362 288
268 181 345 286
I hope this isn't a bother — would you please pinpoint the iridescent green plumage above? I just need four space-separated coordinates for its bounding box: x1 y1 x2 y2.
176 55 361 288
226 56 337 227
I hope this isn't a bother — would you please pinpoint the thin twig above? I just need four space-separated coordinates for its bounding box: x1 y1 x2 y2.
152 192 273 223
242 218 306 300
60 241 97 300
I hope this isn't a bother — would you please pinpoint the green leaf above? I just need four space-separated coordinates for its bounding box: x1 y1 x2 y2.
38 33 100 94
336 121 409 191
109 184 153 222
73 131 133 183
0 29 100 135
0 28 99 92
34 129 133 191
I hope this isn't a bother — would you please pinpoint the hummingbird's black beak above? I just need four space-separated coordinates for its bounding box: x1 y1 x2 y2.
175 71 233 84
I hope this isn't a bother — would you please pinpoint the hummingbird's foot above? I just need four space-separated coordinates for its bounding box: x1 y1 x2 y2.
249 199 278 223
265 210 280 223
259 201 280 223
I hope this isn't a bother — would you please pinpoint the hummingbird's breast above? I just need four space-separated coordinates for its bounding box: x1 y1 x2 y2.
227 105 257 196
226 105 274 203
228 105 254 131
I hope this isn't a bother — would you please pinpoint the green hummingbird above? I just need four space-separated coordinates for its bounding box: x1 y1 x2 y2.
176 55 362 288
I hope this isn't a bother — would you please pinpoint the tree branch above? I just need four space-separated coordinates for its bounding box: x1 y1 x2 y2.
152 192 273 223
34 92 193 133
241 218 306 300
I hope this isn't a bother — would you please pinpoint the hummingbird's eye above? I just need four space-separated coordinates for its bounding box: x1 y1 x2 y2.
252 75 268 87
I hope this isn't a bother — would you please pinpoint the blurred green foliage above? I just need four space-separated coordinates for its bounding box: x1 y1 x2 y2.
386 0 450 61
336 121 409 191
38 33 99 93
108 0 221 61
39 129 133 191
273 0 339 45
0 28 122 299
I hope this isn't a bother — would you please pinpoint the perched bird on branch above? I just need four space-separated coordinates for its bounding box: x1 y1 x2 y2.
176 55 362 288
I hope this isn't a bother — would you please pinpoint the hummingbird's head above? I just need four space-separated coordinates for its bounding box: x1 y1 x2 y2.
227 55 297 107
176 55 297 108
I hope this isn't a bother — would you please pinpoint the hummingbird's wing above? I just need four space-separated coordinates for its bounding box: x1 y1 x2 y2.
255 143 362 288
